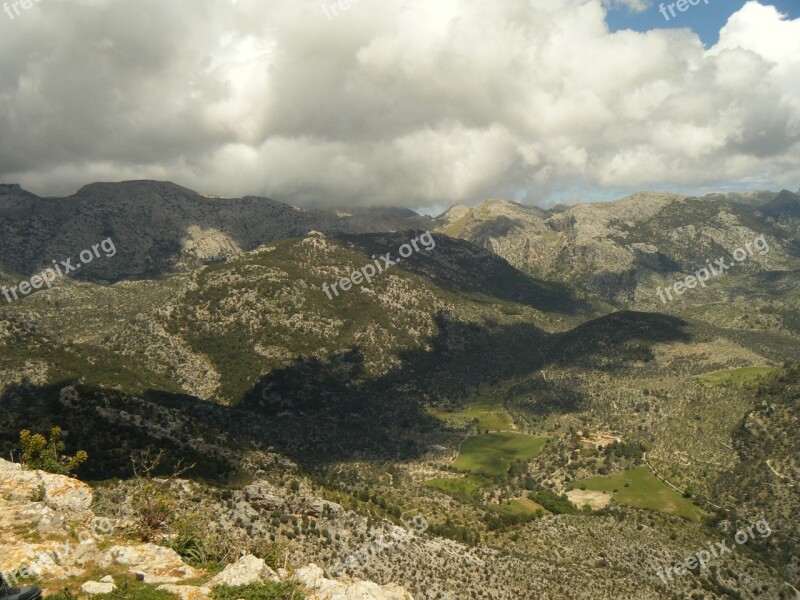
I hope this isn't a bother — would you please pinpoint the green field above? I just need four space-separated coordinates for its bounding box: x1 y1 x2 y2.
424 475 491 501
698 366 777 387
464 404 515 431
491 498 546 516
575 467 704 521
432 385 516 432
453 433 548 476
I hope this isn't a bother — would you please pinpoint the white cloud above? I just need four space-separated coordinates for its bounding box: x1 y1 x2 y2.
0 0 798 206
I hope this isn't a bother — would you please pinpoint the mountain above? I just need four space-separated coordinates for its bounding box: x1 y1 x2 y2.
0 180 429 281
434 191 800 306
1 181 799 599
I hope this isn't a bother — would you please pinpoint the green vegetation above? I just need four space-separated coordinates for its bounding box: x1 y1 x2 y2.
463 404 515 431
483 504 537 530
18 427 87 476
424 475 491 501
528 489 583 515
453 433 548 476
432 386 516 431
698 366 778 387
88 582 174 600
211 582 304 600
575 467 704 521
494 498 545 516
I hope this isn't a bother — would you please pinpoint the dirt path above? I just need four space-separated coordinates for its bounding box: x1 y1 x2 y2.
643 452 725 511
767 459 797 484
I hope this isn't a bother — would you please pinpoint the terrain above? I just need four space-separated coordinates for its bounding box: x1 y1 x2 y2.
1 180 798 599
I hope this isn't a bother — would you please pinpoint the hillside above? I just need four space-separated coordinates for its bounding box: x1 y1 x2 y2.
0 181 430 281
434 191 800 308
1 182 798 599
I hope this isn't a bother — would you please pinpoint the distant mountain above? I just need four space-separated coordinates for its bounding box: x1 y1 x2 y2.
759 189 800 220
0 180 429 281
434 191 800 304
2 183 799 599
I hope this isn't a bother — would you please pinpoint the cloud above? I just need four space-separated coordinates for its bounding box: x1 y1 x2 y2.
0 0 798 207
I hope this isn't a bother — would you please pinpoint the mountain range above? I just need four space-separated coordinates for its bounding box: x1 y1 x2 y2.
1 180 798 599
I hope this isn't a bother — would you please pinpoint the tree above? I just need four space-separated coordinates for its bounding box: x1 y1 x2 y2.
19 427 88 476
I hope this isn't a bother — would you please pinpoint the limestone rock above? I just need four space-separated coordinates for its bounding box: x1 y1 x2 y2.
206 554 279 587
81 581 117 595
293 564 414 600
98 544 202 583
0 458 92 519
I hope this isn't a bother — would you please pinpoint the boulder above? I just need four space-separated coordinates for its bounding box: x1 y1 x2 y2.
81 581 117 595
0 459 92 519
206 554 279 587
98 544 201 583
293 564 414 600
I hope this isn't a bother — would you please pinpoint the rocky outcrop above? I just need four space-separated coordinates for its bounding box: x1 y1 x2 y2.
0 458 92 518
97 544 202 583
205 555 279 587
293 564 415 600
81 577 117 595
0 459 414 600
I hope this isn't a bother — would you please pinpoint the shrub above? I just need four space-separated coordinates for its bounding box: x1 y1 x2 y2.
210 582 304 600
528 489 581 515
19 427 88 476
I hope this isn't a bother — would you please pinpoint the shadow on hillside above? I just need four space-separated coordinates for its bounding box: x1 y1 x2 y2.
337 232 592 315
0 312 692 482
546 311 692 370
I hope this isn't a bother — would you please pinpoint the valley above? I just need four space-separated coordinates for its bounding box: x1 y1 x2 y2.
0 181 798 598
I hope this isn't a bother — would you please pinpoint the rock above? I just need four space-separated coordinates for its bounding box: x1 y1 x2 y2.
293 564 414 600
40 474 92 519
0 459 92 519
98 544 202 583
157 585 212 600
206 555 279 588
242 483 285 511
100 576 115 584
36 508 67 535
81 581 117 595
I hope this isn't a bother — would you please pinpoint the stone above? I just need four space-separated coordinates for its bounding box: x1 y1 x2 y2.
98 544 202 583
0 459 92 519
292 564 414 600
206 555 279 588
81 581 117 595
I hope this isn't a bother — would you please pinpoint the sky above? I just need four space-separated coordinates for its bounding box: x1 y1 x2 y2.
606 0 800 46
0 0 799 210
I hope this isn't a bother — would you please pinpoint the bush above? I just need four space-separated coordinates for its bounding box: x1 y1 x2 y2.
124 450 288 567
528 489 582 515
19 427 88 476
210 582 304 600
128 449 191 543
